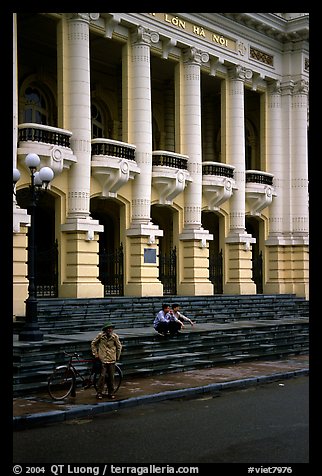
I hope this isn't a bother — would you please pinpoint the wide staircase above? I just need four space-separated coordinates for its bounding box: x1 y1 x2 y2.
13 294 309 396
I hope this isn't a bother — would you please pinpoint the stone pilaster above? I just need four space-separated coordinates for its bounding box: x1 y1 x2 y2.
266 80 284 241
291 79 309 240
265 79 309 298
291 79 309 297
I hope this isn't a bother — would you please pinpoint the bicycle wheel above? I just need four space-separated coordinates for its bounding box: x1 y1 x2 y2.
48 365 76 400
93 364 123 394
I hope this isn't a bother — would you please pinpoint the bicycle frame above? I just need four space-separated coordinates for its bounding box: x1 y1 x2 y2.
47 352 98 400
48 351 122 400
66 353 97 394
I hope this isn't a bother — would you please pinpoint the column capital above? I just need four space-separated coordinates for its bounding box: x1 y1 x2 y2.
182 47 209 65
65 13 100 23
228 64 253 82
293 79 309 95
280 80 294 96
267 79 281 95
131 25 159 46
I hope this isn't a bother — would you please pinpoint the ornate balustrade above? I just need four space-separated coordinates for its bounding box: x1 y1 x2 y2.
17 123 76 175
91 138 139 197
245 170 275 216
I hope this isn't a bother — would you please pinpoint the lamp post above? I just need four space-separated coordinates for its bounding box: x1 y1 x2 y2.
13 153 54 342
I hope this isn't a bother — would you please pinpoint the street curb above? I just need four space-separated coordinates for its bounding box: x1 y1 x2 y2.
13 368 309 430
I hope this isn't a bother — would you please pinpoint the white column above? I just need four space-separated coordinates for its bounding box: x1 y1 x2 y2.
226 65 254 247
57 13 103 297
223 65 256 294
60 13 102 238
124 26 163 295
291 79 309 242
180 47 212 245
176 47 213 295
127 26 162 241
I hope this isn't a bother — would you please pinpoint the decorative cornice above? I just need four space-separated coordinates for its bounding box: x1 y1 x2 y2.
218 13 309 43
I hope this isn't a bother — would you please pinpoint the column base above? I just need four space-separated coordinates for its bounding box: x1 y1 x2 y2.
224 241 257 295
60 283 104 298
124 282 163 297
265 243 309 299
178 236 214 296
61 229 103 298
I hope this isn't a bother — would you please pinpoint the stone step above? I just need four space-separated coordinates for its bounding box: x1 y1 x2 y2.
13 326 309 395
13 295 309 395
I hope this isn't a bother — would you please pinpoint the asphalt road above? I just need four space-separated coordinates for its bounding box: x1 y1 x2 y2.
13 376 309 465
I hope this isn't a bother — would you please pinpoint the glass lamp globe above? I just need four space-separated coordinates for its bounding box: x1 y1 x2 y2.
25 153 41 170
13 168 21 184
39 166 54 185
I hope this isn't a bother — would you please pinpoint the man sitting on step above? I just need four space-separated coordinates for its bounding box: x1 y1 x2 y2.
153 303 182 337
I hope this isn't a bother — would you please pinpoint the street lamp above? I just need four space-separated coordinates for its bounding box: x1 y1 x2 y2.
13 153 54 341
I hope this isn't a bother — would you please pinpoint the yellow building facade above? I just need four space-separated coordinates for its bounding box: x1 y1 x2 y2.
13 13 309 317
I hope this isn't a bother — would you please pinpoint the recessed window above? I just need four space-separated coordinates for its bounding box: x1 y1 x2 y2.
91 103 104 138
23 86 48 124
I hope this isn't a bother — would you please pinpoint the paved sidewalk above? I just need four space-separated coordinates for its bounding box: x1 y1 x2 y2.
13 354 309 429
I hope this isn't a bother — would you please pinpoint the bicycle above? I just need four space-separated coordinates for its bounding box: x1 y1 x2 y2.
47 351 123 400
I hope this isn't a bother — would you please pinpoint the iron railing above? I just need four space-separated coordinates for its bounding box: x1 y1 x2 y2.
98 244 124 296
159 247 177 295
209 249 223 294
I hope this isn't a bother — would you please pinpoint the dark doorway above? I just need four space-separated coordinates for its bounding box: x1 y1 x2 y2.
246 217 263 294
91 198 124 296
202 211 223 294
151 205 177 295
16 188 58 297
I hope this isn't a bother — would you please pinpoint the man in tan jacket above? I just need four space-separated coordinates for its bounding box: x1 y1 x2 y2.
91 321 122 399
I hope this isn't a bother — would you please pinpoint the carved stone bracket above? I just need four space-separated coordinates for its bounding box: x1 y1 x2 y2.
182 47 209 65
162 37 177 59
104 14 120 39
267 79 281 95
228 64 253 82
293 79 309 95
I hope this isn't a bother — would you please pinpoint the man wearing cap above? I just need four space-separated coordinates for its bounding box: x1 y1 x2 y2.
91 322 122 399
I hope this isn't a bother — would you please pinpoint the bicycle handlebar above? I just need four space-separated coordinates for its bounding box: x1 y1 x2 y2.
64 351 80 358
63 351 97 362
